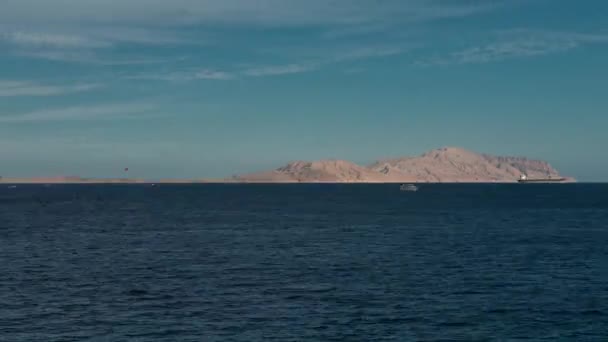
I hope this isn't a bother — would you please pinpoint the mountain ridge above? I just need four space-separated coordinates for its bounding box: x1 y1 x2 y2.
231 147 573 183
0 147 574 183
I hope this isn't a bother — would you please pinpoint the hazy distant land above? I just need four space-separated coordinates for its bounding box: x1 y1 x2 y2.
0 147 574 184
231 147 574 183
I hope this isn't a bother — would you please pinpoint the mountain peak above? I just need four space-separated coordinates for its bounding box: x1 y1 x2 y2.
231 147 571 183
422 146 476 157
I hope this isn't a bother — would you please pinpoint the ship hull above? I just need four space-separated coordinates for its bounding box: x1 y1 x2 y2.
517 178 566 183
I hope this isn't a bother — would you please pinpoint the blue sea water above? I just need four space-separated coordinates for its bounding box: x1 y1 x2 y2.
1 184 607 341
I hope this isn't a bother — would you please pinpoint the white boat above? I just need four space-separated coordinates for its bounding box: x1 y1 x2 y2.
518 173 566 183
400 183 418 191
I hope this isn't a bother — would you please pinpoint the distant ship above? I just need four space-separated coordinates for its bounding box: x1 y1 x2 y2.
517 174 566 183
400 184 418 191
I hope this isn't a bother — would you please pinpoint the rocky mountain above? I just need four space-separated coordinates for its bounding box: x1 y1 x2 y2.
232 160 388 183
2 147 570 184
231 147 571 183
369 147 563 183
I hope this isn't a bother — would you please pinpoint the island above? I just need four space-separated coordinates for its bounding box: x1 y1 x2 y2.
0 147 575 184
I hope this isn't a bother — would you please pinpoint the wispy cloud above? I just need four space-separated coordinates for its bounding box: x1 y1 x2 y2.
131 45 405 80
0 1 512 70
0 0 504 28
0 1 507 71
0 80 100 97
132 65 312 80
332 46 404 62
243 45 408 77
1 26 199 48
241 45 404 76
0 103 156 123
192 69 235 80
1 31 111 48
1 26 198 66
418 30 608 66
15 49 176 66
128 68 234 82
86 27 199 46
241 48 403 77
243 63 318 77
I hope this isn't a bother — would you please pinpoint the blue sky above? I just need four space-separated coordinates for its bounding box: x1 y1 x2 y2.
1 0 607 180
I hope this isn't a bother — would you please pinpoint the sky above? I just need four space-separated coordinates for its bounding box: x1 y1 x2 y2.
1 0 607 180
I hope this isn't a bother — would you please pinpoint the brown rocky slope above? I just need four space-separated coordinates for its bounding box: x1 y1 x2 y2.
231 147 573 183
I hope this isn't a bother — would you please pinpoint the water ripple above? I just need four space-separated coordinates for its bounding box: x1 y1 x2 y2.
1 184 607 340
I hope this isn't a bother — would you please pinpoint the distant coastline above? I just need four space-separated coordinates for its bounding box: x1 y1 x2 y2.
0 179 579 185
0 147 575 184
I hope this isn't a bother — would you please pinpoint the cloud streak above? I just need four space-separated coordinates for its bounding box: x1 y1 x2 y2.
131 45 405 80
242 46 404 77
14 49 176 66
0 31 111 48
1 26 200 67
0 1 506 69
86 27 199 46
128 69 235 82
0 80 101 97
0 0 501 27
243 63 318 77
0 103 156 123
418 30 608 66
1 31 111 48
1 28 196 48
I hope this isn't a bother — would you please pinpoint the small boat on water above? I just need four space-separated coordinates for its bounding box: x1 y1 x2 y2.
400 183 418 192
517 174 566 183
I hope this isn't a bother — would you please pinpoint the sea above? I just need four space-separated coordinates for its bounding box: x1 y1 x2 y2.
1 183 607 341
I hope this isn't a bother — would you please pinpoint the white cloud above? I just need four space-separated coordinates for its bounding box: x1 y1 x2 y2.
243 63 318 77
332 46 404 62
130 64 317 80
0 1 506 69
418 30 608 66
0 0 500 27
194 69 235 80
14 49 174 65
243 45 404 76
130 44 405 81
0 80 100 97
0 1 512 70
132 64 316 80
1 26 200 66
129 68 234 81
86 27 199 46
1 31 111 48
0 27 193 68
0 103 156 123
0 26 201 49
